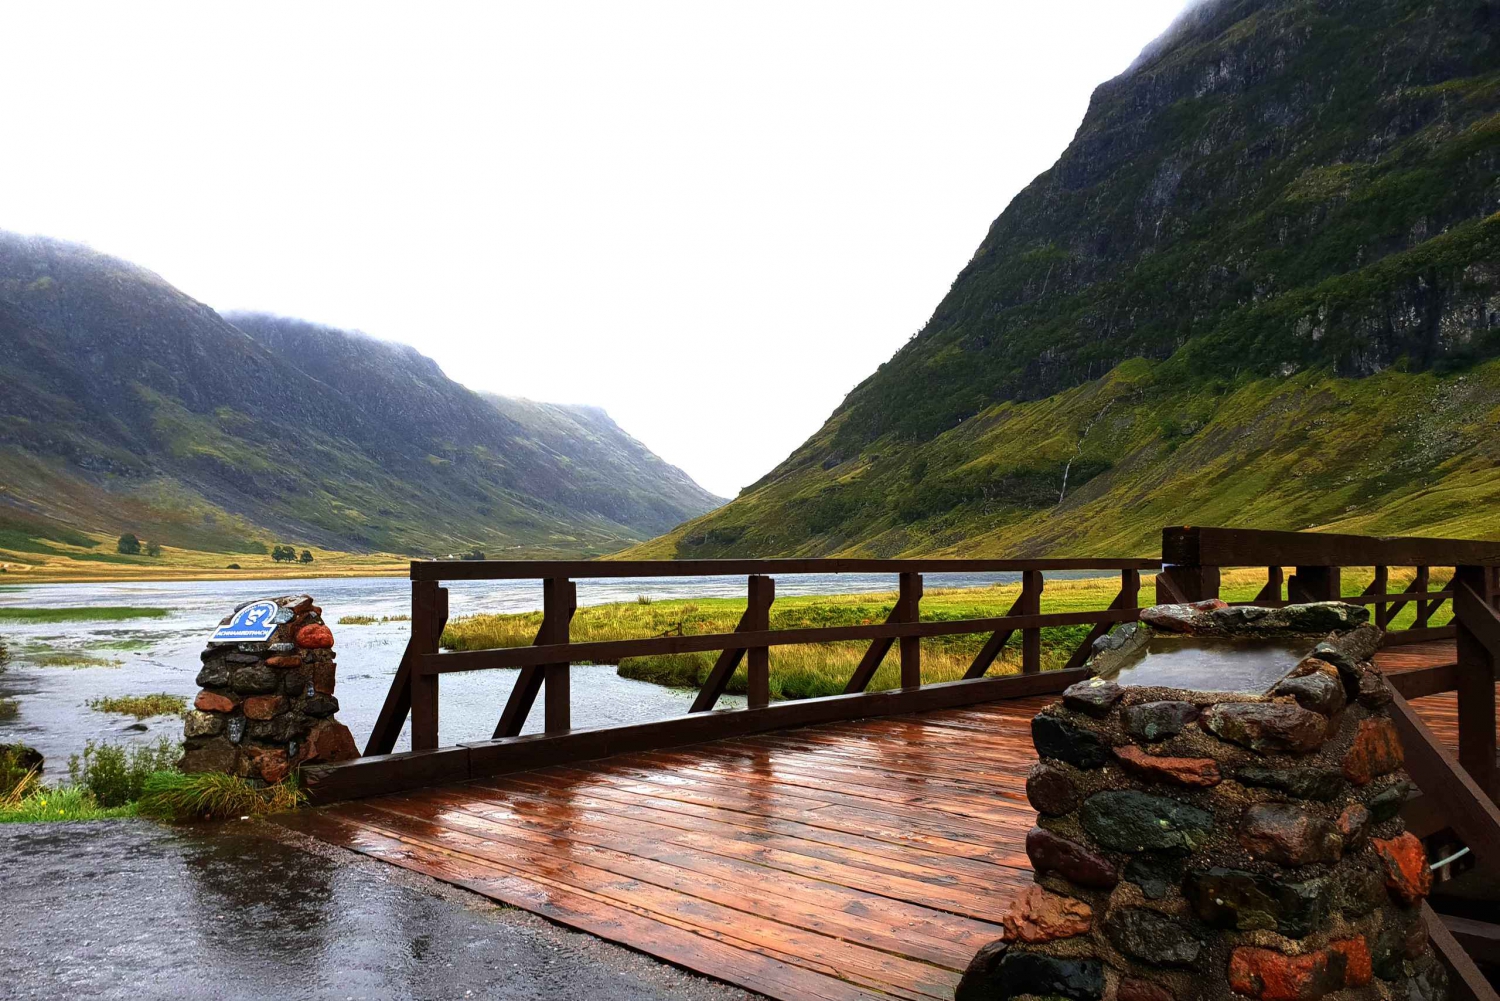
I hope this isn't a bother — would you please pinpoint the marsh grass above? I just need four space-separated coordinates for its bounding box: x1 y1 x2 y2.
337 613 412 625
70 738 180 807
0 698 17 719
441 568 1452 701
87 693 187 719
28 652 122 669
0 607 170 624
136 770 306 822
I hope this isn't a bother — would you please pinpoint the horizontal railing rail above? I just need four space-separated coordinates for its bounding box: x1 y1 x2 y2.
411 557 1162 581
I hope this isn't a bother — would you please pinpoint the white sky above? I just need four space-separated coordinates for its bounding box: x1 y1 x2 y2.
1 1 1190 498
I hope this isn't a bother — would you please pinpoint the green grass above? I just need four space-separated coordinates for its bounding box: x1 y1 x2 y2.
87 693 187 719
0 607 170 623
0 698 16 719
444 571 1443 701
135 770 306 822
0 784 138 823
337 614 411 625
28 652 121 669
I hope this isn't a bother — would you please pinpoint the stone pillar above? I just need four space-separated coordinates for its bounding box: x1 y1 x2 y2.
181 594 358 784
958 602 1448 1001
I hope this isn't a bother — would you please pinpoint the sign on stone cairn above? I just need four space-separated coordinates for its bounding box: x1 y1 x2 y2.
958 600 1447 1001
181 594 358 784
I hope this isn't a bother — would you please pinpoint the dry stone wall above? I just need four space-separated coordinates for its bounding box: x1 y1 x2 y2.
180 594 358 784
958 601 1447 1001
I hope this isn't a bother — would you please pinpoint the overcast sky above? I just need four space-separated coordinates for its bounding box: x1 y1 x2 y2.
1 1 1190 498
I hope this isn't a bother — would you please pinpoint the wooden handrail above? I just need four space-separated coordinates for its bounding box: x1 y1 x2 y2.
1164 526 1500 567
414 606 1144 676
412 556 1161 580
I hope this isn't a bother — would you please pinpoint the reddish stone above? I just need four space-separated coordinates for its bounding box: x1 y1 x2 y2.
266 655 303 668
1239 804 1343 866
1024 826 1118 888
1373 832 1432 905
1119 979 1174 1001
1228 946 1346 1000
1113 745 1222 787
311 660 337 695
242 694 287 720
1332 937 1372 987
295 623 334 649
1000 885 1092 943
1336 803 1371 848
245 746 292 784
193 690 237 713
297 718 359 765
1342 718 1403 785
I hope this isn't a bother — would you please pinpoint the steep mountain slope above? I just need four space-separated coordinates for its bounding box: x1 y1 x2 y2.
627 0 1500 560
0 235 722 558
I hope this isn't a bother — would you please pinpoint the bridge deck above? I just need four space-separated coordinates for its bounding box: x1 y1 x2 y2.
281 641 1468 1001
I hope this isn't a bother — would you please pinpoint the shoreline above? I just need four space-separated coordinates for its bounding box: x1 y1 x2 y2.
1 564 412 586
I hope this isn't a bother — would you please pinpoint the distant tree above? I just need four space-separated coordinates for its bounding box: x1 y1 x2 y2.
226 563 242 570
116 533 141 555
270 545 299 563
461 548 485 561
300 549 314 564
145 541 162 557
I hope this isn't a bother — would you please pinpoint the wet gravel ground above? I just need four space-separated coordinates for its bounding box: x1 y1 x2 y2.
0 818 759 1001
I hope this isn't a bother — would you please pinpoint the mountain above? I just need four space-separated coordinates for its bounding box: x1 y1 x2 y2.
0 235 723 559
626 0 1500 560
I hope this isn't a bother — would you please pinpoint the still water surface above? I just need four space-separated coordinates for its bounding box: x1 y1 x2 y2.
0 570 1097 767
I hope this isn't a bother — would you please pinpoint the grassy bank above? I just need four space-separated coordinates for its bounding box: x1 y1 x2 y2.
0 607 170 623
441 567 1449 701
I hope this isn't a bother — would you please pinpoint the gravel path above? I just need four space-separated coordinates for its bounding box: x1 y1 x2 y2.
0 818 760 1001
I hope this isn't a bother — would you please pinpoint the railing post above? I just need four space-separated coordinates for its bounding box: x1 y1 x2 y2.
1455 565 1498 801
1369 565 1390 628
1254 566 1284 603
410 579 445 751
899 572 923 688
746 575 774 709
1155 564 1219 604
1021 569 1043 674
1414 567 1433 628
1288 565 1340 603
544 577 576 734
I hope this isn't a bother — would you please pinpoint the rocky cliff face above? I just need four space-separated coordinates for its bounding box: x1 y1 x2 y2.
0 235 722 556
625 0 1500 560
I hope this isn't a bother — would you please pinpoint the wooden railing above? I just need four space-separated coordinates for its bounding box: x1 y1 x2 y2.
363 557 1158 758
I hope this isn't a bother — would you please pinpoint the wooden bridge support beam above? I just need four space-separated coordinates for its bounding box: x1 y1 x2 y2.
1155 563 1219 604
1455 567 1500 801
899 572 923 688
747 575 774 709
1288 565 1341 603
410 579 447 751
494 577 577 738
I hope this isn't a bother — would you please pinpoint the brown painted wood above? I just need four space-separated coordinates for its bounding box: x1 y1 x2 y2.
747 575 774 709
899 572 922 689
1442 914 1500 967
1389 689 1500 863
842 602 901 694
303 669 1086 804
962 590 1024 679
1367 565 1390 627
1163 526 1500 568
365 586 450 756
1288 565 1340 603
412 556 1161 581
419 607 1142 676
1387 664 1460 700
544 579 578 734
1155 563 1218 603
1425 903 1500 1001
1064 570 1140 670
495 578 578 738
1255 565 1284 603
299 675 1497 1001
1020 569 1042 674
1456 575 1500 800
409 581 445 751
690 580 761 713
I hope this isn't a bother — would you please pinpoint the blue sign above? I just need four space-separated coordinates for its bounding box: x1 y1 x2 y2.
210 600 280 644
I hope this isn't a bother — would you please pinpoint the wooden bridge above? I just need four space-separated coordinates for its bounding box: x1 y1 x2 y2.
281 527 1500 1001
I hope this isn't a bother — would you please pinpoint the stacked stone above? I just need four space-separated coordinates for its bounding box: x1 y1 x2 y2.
958 600 1447 1001
180 594 358 784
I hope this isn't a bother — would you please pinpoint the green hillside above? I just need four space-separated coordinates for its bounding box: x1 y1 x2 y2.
625 0 1500 560
0 237 723 565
